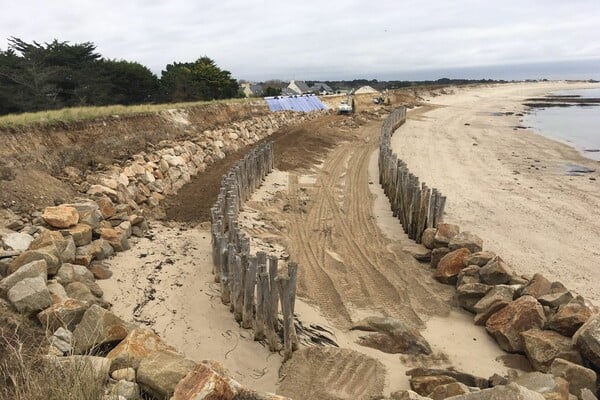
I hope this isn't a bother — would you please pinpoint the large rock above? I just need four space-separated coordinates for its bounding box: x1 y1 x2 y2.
433 223 460 248
521 274 552 299
456 283 492 313
87 185 119 203
59 236 76 264
485 295 546 352
456 265 481 286
28 229 65 250
438 382 544 399
391 390 432 400
137 350 197 399
110 380 139 400
46 355 111 383
351 316 431 355
521 329 581 372
64 200 104 229
479 256 512 285
538 291 574 309
8 245 61 275
88 261 113 280
172 363 235 400
550 358 597 397
573 313 600 369
7 276 52 313
473 285 516 325
428 382 470 399
547 300 593 337
431 247 451 269
75 238 114 266
55 263 95 286
72 304 132 354
64 224 93 246
448 231 483 253
65 281 108 307
406 368 489 390
106 328 176 371
2 232 34 251
99 228 130 252
0 259 47 295
405 244 431 262
511 372 569 399
434 248 471 284
464 251 496 267
95 197 116 219
42 205 79 228
422 228 437 250
409 375 457 396
37 298 90 332
47 280 69 303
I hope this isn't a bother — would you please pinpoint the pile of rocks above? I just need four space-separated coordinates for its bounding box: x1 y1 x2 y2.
402 222 599 399
64 111 320 209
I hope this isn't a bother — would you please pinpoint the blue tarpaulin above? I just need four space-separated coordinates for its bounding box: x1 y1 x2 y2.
264 95 328 112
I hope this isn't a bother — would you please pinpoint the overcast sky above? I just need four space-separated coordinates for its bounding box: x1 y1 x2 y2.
1 0 599 81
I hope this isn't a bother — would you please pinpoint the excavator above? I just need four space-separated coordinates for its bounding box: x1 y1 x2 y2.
337 89 355 114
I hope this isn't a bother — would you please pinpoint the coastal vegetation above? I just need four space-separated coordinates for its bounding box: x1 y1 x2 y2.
0 37 239 116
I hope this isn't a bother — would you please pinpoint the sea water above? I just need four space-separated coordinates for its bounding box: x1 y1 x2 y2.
523 88 600 162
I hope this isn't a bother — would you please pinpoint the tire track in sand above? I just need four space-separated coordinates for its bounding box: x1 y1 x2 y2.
278 119 452 328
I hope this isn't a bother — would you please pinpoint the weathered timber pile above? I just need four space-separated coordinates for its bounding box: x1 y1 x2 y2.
379 107 446 243
210 142 299 361
0 109 322 399
378 109 600 399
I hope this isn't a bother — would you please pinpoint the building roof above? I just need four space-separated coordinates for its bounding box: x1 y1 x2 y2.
288 80 311 94
310 82 333 93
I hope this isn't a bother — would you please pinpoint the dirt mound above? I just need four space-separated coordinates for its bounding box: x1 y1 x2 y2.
0 168 76 213
278 347 385 400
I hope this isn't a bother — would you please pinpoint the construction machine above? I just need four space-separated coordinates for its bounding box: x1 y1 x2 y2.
337 89 355 114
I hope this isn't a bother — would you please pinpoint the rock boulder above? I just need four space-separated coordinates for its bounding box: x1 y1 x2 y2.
172 363 236 400
573 313 600 369
521 329 581 372
486 295 546 352
448 231 483 253
434 248 471 284
137 350 197 399
42 205 79 228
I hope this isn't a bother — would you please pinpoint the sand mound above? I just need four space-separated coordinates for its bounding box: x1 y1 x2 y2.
278 347 385 400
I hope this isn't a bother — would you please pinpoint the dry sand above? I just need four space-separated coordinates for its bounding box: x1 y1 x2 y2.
390 81 600 304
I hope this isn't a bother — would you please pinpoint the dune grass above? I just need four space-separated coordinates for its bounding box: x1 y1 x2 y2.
0 308 105 400
0 97 252 129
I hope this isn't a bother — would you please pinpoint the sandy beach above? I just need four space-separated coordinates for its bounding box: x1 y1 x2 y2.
391 81 600 304
99 81 600 399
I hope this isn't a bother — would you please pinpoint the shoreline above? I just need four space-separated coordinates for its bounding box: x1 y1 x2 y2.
391 81 600 304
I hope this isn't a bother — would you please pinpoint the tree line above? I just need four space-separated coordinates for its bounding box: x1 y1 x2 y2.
0 37 239 116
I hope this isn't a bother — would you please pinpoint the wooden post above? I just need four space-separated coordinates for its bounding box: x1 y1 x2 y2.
254 253 267 340
288 262 299 351
254 271 266 341
242 256 257 329
233 255 243 321
220 238 230 304
268 255 279 331
278 276 293 362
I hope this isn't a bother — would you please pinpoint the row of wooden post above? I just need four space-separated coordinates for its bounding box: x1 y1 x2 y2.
378 107 446 243
210 141 299 360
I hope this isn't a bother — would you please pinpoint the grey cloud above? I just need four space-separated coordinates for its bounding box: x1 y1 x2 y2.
1 0 599 81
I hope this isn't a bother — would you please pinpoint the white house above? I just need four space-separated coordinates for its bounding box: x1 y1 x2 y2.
287 80 311 95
